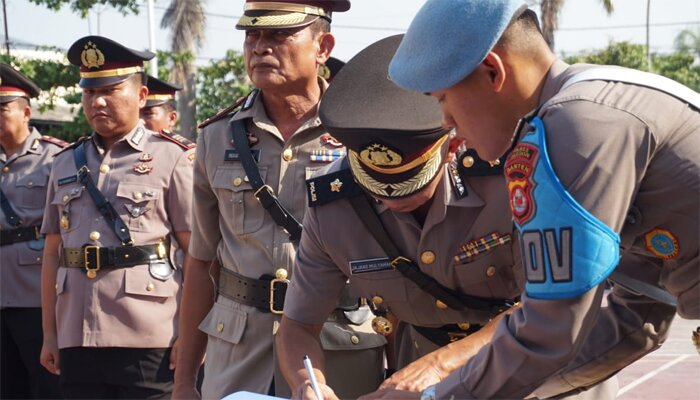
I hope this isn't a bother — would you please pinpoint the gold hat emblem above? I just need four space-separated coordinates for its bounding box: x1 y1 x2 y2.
81 41 105 69
360 143 402 167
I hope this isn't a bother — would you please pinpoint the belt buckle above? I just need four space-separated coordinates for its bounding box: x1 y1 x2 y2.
269 277 289 315
84 246 100 279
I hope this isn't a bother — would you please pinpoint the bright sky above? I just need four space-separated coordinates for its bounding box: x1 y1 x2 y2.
3 0 699 66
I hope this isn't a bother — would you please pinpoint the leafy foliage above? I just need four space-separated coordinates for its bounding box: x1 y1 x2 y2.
27 0 140 18
195 49 252 123
564 41 700 92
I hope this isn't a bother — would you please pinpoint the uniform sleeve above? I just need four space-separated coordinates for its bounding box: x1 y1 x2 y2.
188 130 222 261
532 254 677 397
436 100 655 399
166 147 195 233
41 160 61 235
284 204 349 325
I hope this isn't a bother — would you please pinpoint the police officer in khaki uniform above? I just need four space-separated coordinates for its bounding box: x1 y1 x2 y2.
0 64 64 399
275 34 526 400
140 75 181 133
378 0 700 399
39 36 194 399
173 1 385 399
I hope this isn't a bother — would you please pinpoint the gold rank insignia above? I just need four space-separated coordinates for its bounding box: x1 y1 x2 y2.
371 316 393 336
360 143 403 167
139 153 153 162
80 41 105 69
60 212 70 230
330 178 343 192
133 162 153 174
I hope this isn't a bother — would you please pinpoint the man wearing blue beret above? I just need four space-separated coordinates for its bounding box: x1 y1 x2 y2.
377 0 700 399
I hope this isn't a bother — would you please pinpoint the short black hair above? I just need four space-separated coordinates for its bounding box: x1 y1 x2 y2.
496 9 545 53
309 18 331 36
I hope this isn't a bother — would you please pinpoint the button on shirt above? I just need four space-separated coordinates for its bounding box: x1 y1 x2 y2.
41 125 194 348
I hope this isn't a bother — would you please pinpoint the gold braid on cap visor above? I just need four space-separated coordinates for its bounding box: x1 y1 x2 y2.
0 90 28 97
349 144 444 198
244 2 327 17
80 66 143 79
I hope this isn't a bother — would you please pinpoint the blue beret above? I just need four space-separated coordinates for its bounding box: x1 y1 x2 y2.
389 0 526 93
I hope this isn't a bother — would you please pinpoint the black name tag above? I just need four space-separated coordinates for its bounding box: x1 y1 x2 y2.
224 149 261 162
58 175 78 186
349 257 392 274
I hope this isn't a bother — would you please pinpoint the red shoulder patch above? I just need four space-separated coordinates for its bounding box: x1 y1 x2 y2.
158 130 196 150
505 143 538 225
197 95 248 130
40 135 69 148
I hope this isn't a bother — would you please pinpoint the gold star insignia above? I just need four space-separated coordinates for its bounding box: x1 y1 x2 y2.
330 178 343 192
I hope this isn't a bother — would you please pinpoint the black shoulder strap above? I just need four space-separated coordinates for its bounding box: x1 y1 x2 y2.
0 186 22 227
73 140 133 246
230 119 303 243
348 193 514 315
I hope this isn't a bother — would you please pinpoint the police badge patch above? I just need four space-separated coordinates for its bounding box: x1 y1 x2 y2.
505 143 538 225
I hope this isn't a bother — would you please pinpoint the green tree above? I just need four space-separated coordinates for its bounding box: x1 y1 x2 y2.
196 49 251 125
674 28 700 60
160 0 206 138
27 0 140 17
564 41 700 91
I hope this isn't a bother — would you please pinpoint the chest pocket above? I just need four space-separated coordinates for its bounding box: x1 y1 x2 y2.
349 269 413 319
212 165 268 235
17 171 49 209
116 182 161 232
453 239 522 300
51 185 85 233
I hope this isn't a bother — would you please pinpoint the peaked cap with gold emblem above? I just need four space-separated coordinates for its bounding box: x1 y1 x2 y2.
145 75 182 107
319 34 449 199
67 35 155 89
0 63 41 104
236 0 350 30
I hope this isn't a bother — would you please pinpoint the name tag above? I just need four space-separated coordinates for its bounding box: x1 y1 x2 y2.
58 175 78 186
224 149 261 162
349 257 392 274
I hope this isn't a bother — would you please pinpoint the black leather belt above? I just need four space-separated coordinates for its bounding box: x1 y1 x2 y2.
0 225 41 246
218 269 362 315
218 268 288 314
62 243 169 271
413 323 483 347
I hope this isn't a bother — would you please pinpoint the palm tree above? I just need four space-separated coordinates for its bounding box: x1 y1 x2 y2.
674 28 700 60
539 0 614 50
161 0 206 138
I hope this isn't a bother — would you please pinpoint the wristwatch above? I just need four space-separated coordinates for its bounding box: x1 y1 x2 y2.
420 384 437 400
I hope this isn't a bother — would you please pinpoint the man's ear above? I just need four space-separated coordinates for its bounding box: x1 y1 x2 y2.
23 103 32 122
317 32 336 65
481 52 507 93
168 110 178 129
138 85 148 108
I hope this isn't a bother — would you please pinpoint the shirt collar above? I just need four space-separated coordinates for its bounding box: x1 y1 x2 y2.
92 123 147 154
0 128 42 162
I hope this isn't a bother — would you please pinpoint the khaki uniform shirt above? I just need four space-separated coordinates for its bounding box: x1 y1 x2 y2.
191 84 375 399
437 60 700 399
42 124 194 349
284 162 523 330
1 128 64 308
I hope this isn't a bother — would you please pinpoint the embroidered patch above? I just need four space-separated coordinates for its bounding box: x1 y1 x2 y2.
349 257 392 274
505 144 538 225
644 228 679 260
58 175 78 186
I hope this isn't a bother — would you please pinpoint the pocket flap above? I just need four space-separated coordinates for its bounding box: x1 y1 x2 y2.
18 247 43 266
212 166 267 193
199 301 247 344
51 185 83 205
124 268 177 297
16 172 48 188
117 182 161 204
320 321 387 351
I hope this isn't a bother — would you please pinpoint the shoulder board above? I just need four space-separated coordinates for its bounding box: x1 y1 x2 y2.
197 89 260 130
307 166 363 207
54 135 90 156
449 149 507 199
158 130 196 150
40 135 69 148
